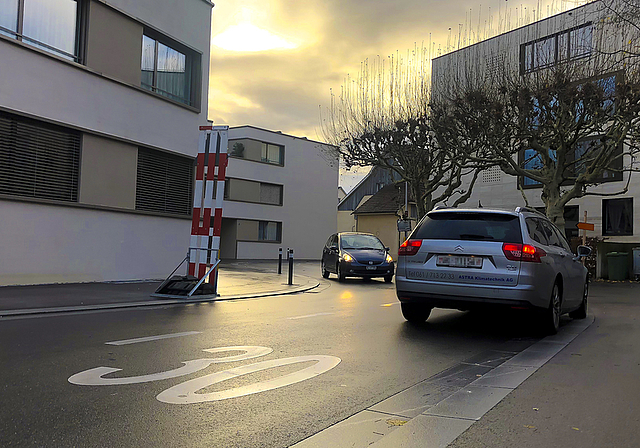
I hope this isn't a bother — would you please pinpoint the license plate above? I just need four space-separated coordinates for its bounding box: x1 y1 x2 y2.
436 255 483 268
366 266 377 270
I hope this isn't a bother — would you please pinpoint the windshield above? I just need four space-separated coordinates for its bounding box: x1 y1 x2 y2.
340 234 385 250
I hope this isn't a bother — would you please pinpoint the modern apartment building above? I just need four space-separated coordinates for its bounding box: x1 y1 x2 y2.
431 2 639 278
0 0 212 285
221 126 338 260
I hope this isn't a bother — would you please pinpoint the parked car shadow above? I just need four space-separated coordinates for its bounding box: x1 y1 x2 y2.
397 307 575 342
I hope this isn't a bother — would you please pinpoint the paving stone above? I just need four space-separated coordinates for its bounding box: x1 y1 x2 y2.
290 410 405 448
370 382 460 418
423 385 513 420
369 415 475 448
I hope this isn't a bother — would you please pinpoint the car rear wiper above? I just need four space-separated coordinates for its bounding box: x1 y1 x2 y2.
459 234 495 240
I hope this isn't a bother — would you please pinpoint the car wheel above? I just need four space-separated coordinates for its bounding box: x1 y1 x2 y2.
337 263 346 282
569 278 588 319
384 274 393 283
401 303 432 323
321 260 330 279
542 282 561 335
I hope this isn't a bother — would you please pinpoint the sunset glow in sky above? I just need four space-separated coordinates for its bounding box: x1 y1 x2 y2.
208 0 588 186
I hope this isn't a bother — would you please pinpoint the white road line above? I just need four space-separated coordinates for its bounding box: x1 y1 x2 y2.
105 331 201 346
287 312 335 320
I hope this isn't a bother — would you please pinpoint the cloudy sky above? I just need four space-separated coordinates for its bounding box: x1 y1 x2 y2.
207 0 586 189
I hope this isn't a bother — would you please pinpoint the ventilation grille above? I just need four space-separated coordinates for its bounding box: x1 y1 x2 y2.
0 112 80 202
482 166 502 183
136 148 194 216
486 54 506 77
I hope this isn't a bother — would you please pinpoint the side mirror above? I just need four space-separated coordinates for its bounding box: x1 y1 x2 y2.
330 245 338 251
577 245 592 257
385 247 390 252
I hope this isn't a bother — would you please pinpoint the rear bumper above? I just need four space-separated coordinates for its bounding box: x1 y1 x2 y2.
395 275 548 310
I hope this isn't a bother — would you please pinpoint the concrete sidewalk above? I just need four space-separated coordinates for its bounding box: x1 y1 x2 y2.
446 280 640 448
0 260 320 317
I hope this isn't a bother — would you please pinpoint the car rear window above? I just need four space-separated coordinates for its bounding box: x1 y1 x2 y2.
412 212 523 243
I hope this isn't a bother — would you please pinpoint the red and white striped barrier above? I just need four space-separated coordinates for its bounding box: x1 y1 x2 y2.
189 125 228 285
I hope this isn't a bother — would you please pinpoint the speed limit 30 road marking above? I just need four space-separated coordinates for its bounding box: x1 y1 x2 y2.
69 345 341 404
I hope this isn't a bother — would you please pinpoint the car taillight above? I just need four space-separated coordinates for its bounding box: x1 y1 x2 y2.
399 239 422 256
502 243 546 263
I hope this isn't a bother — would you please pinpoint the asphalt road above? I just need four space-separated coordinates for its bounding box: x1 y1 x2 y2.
0 275 547 448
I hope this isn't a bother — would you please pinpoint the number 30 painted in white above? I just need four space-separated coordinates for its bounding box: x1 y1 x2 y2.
157 355 341 404
68 346 273 386
68 346 341 404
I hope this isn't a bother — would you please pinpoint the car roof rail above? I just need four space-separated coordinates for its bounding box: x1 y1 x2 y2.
515 206 546 216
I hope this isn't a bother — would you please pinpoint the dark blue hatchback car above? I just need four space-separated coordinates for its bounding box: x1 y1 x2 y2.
321 232 395 282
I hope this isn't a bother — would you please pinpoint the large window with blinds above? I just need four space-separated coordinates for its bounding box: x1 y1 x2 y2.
135 148 194 216
0 111 80 202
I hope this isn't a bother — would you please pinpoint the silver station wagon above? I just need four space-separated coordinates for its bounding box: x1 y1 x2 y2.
395 207 591 334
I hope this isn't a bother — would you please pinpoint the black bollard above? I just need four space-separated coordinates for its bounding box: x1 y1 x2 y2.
278 247 283 274
288 249 294 285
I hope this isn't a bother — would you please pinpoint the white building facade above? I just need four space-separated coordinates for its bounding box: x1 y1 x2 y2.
221 126 338 260
432 2 640 278
0 0 212 286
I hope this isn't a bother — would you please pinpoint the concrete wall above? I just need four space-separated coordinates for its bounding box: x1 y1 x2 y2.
79 134 138 209
355 214 402 261
86 1 143 86
338 210 356 233
224 127 338 260
0 200 189 285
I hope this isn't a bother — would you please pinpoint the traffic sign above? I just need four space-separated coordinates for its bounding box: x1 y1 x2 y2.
576 222 595 231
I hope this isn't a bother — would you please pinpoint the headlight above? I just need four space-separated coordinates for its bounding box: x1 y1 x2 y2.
342 253 353 262
386 254 393 263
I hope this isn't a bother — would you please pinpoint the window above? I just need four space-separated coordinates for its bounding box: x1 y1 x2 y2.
225 178 283 205
603 198 633 236
261 143 283 165
526 218 548 245
533 206 580 239
141 33 195 106
522 148 544 186
0 111 80 202
540 220 563 248
413 212 523 243
521 23 592 74
0 0 81 61
228 139 284 166
260 183 282 205
258 221 282 242
135 148 194 216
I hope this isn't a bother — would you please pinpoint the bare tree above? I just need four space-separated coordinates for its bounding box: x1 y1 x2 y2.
433 49 640 232
320 47 479 218
597 0 640 57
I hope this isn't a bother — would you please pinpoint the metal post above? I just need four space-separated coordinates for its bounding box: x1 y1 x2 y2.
288 249 294 285
278 247 283 274
582 211 588 266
